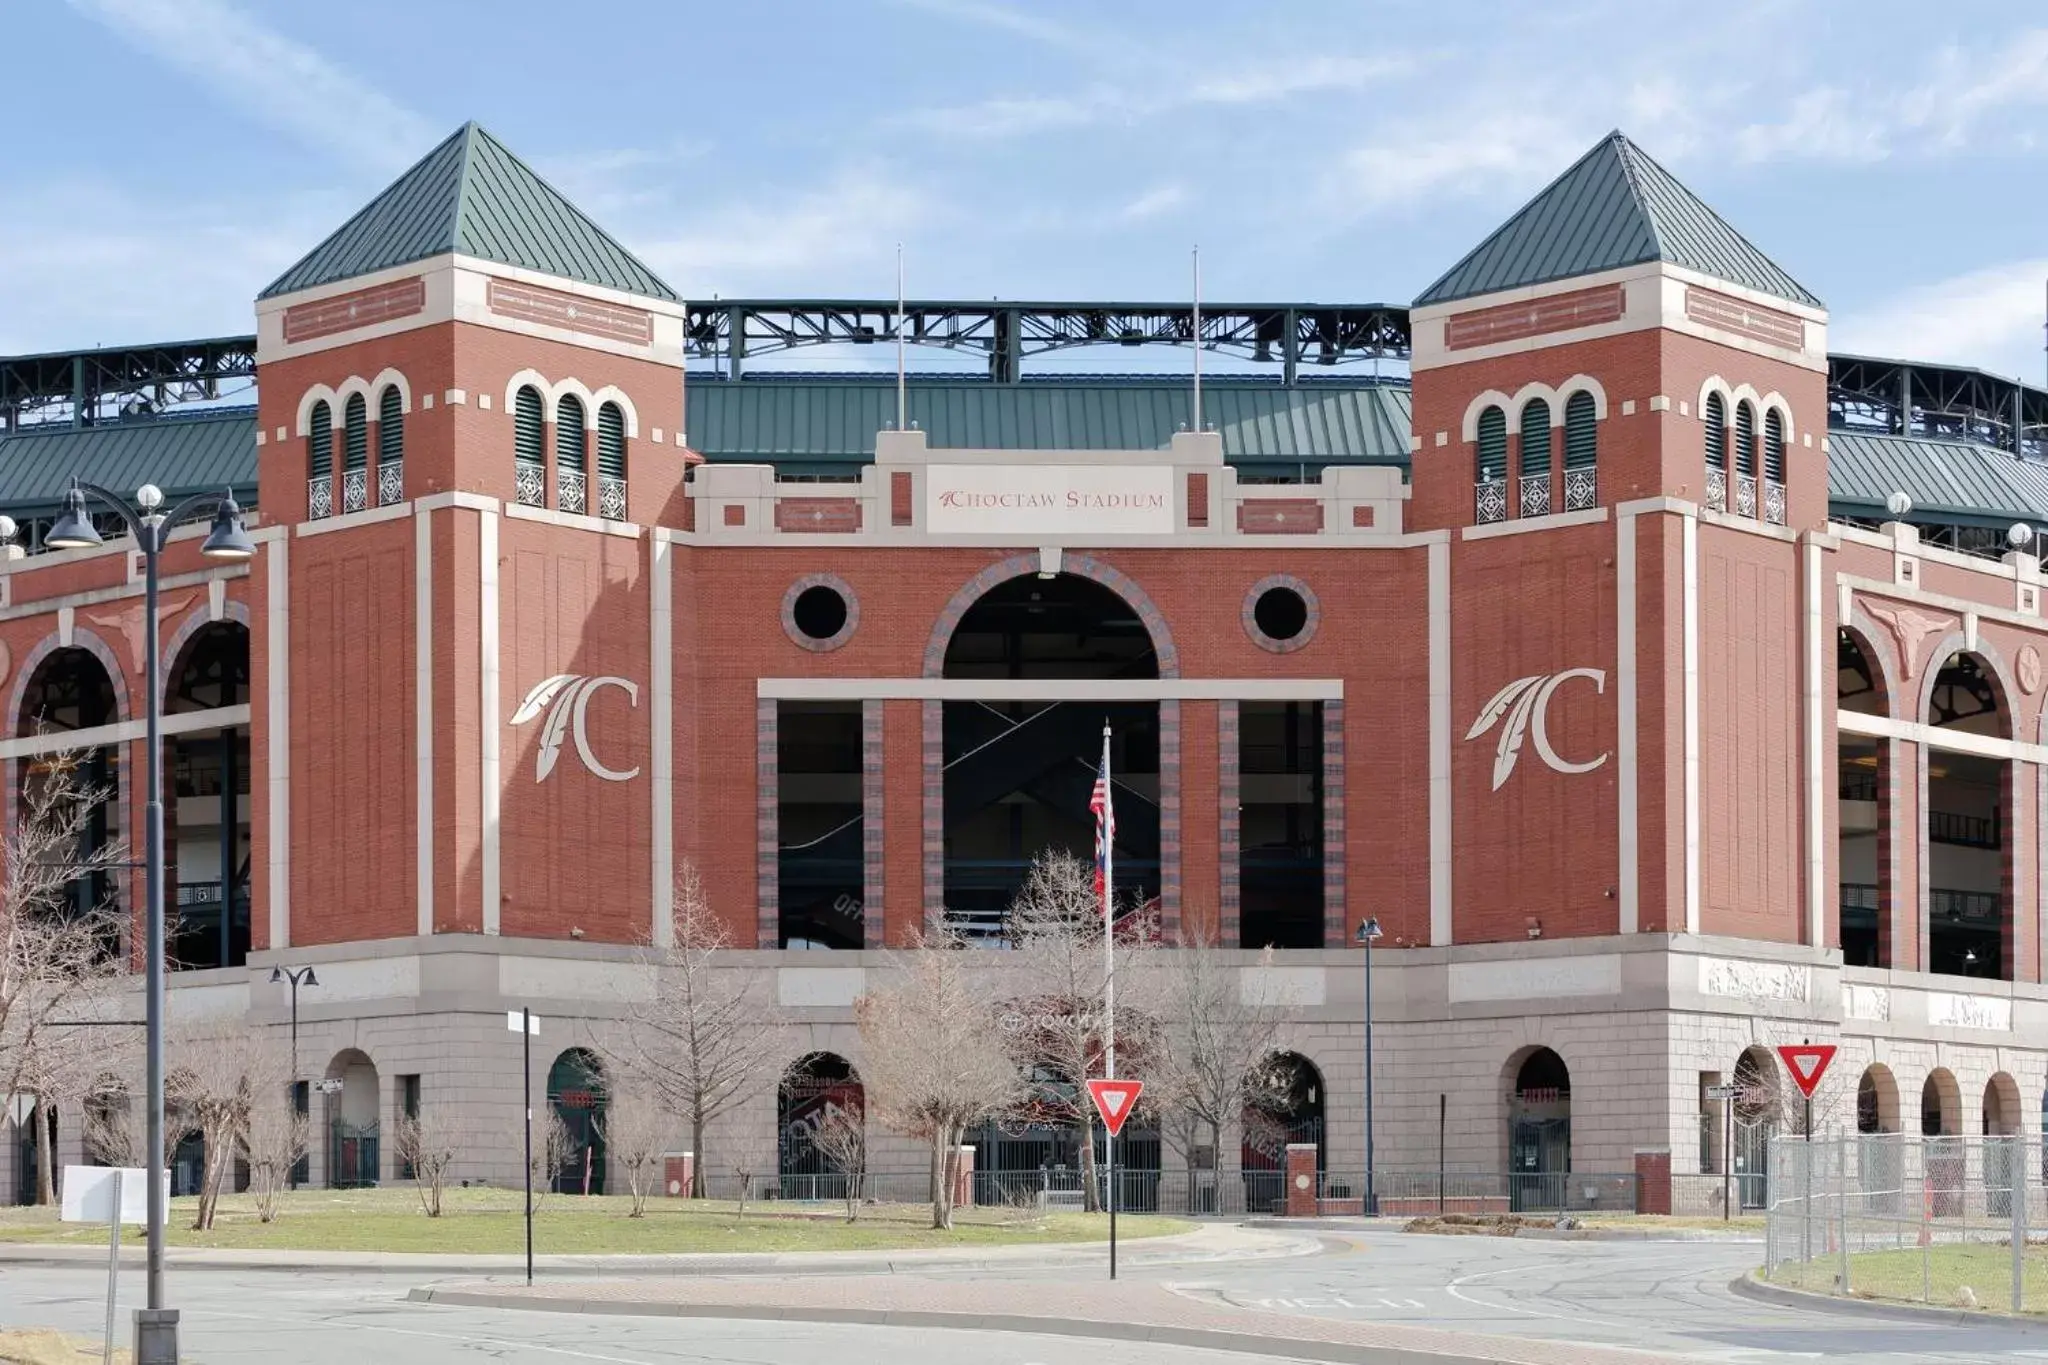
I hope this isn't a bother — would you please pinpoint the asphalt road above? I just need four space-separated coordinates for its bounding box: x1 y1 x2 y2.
6 1229 2048 1363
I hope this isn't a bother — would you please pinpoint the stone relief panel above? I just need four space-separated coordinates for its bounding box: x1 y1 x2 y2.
1698 957 1809 1003
1449 955 1621 1004
1926 991 2013 1032
1842 983 1891 1022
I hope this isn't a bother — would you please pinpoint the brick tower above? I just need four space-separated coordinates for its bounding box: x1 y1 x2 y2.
248 122 691 951
1405 132 1830 948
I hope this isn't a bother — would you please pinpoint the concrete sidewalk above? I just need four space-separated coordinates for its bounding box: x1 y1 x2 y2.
0 1219 1317 1276
406 1274 1695 1365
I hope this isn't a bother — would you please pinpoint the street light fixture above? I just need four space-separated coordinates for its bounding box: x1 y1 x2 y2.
270 964 319 1186
47 479 253 1363
1355 916 1383 1217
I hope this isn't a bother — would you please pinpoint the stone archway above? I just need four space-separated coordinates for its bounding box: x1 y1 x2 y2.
923 553 1179 679
1503 1046 1571 1211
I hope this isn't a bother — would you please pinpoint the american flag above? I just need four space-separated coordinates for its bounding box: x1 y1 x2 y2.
1090 736 1115 900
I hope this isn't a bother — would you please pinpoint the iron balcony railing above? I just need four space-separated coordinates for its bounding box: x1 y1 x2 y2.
377 460 404 506
557 468 587 515
597 473 627 520
307 474 332 520
1519 472 1551 518
1475 479 1506 524
340 467 367 514
1765 479 1787 526
1562 467 1596 512
514 460 544 507
1929 809 1999 848
1840 883 1996 924
1705 465 1728 512
1735 473 1758 517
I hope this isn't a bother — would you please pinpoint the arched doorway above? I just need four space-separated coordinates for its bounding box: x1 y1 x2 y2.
1506 1047 1571 1211
1242 1053 1322 1213
938 571 1161 938
1837 628 1889 966
323 1049 379 1188
1922 1068 1961 1135
1857 1064 1900 1134
1925 651 2009 979
777 1053 863 1201
1983 1073 2021 1136
17 647 120 944
548 1049 607 1195
1855 1063 1903 1209
166 622 252 969
1732 1047 1778 1209
1985 1072 2023 1215
1923 1068 1964 1215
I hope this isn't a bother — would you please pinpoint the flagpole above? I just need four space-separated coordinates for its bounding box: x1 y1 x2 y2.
1099 720 1117 1276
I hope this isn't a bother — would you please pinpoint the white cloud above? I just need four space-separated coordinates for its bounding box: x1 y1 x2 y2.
1833 260 2048 378
630 167 942 298
1117 184 1189 223
1331 111 1589 214
67 0 435 172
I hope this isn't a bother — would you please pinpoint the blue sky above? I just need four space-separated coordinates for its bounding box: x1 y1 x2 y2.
5 0 2048 381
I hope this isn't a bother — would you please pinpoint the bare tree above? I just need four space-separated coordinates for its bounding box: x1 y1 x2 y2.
999 852 1159 1211
857 925 1027 1229
245 1096 307 1224
167 1019 291 1231
0 753 127 1204
596 1088 671 1217
1148 932 1293 1192
607 864 778 1196
513 1108 573 1215
392 1110 459 1217
810 1102 866 1223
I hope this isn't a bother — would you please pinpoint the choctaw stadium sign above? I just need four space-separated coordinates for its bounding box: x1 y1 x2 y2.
924 464 1174 535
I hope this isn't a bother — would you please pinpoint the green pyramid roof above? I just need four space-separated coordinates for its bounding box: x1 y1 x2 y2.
260 122 677 302
1414 132 1819 311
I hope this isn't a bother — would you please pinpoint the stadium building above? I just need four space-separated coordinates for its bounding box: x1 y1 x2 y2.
2 121 2046 1210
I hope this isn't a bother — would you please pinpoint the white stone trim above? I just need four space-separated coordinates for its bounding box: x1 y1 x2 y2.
1804 539 1825 948
444 389 468 407
1695 374 1732 423
756 678 1344 701
266 540 290 950
1617 507 1638 934
1429 536 1452 947
479 507 501 935
1509 381 1561 429
1459 389 1514 443
551 376 598 427
371 368 413 413
1839 710 2048 765
333 376 374 422
416 510 433 937
1683 509 1700 934
295 385 339 438
650 535 673 950
502 502 643 538
1555 373 1609 421
1838 574 2046 634
1760 391 1795 446
590 385 640 438
505 370 549 417
0 704 248 760
295 501 411 537
413 490 499 514
1462 507 1610 539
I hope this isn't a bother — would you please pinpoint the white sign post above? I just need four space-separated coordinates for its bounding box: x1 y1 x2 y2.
62 1165 159 1365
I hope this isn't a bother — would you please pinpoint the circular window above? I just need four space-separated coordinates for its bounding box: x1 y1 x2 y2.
1242 576 1318 653
782 575 859 652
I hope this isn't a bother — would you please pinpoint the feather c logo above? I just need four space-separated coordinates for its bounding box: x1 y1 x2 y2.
1465 669 1609 791
510 674 641 783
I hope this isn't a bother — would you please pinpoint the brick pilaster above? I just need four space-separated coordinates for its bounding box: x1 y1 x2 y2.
1177 700 1219 943
1159 698 1180 943
756 698 778 948
921 700 943 934
1323 698 1345 949
883 700 923 946
1219 700 1240 946
1634 1149 1672 1215
861 699 884 949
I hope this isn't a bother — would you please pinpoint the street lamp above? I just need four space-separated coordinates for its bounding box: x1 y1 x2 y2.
1355 916 1383 1217
269 964 319 1185
47 479 253 1361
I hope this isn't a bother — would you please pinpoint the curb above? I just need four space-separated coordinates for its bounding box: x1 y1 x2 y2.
402 1290 1552 1365
1728 1270 2048 1329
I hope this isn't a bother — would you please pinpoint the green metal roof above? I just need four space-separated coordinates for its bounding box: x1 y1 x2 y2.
0 409 257 513
260 122 676 302
1827 430 2048 526
1414 132 1819 310
686 378 1413 466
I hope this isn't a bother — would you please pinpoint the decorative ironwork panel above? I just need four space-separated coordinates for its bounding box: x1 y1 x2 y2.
1734 473 1757 518
1764 479 1787 526
1519 472 1552 519
557 468 586 515
340 467 367 514
515 461 545 507
597 474 627 521
377 460 404 506
1562 468 1596 512
1705 465 1727 512
307 475 332 520
1475 479 1507 524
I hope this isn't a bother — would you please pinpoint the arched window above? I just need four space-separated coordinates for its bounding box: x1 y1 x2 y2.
1563 390 1597 511
377 385 404 506
1733 400 1758 516
1518 398 1552 518
596 402 627 520
1703 392 1727 512
307 400 334 519
341 393 368 512
556 394 587 514
1474 405 1507 524
513 385 544 507
1763 408 1787 525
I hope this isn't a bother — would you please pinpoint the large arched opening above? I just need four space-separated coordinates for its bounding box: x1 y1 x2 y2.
938 571 1160 938
1855 1062 1904 1209
1837 628 1889 966
548 1049 607 1196
1241 1052 1323 1213
1505 1046 1571 1211
16 646 121 948
1924 651 2010 979
1732 1046 1779 1209
1923 1067 1965 1215
166 621 252 970
323 1049 380 1188
777 1053 863 1200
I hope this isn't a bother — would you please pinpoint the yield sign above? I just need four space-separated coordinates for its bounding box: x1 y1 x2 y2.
1777 1044 1838 1100
1087 1078 1144 1137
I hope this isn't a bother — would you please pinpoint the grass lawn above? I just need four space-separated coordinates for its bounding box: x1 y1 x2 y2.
0 1329 127 1364
0 1186 1190 1255
1769 1241 2048 1313
1578 1214 1766 1233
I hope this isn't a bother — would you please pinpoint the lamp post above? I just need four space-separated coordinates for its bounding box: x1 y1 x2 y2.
1355 916 1383 1217
270 965 318 1186
46 480 254 1363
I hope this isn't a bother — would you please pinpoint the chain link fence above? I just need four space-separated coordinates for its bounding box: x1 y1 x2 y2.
1765 1133 2048 1312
